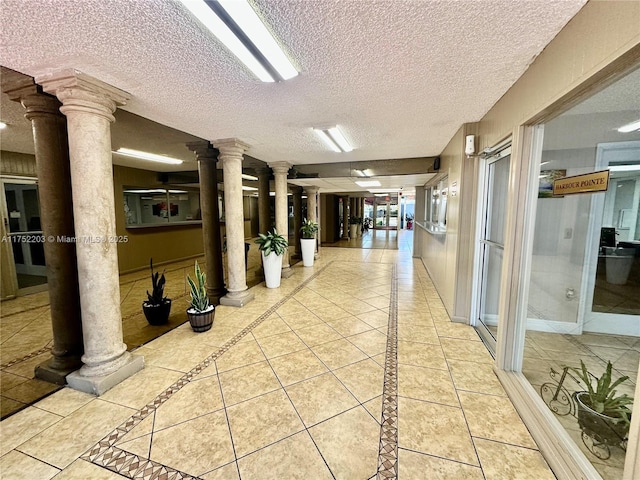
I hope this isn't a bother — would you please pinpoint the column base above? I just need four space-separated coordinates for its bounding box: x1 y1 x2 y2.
35 358 82 386
66 354 144 396
281 267 294 278
220 290 255 307
207 286 227 306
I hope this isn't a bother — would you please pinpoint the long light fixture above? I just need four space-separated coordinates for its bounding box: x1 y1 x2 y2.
609 164 640 172
242 185 258 191
355 180 381 187
617 119 640 133
0 121 7 130
314 126 353 153
114 148 184 165
241 173 258 181
178 0 297 82
369 188 403 193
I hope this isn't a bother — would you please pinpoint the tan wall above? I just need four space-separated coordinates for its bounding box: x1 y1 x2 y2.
478 0 640 150
113 165 204 273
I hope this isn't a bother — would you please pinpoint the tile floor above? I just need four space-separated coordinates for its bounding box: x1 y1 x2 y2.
0 238 555 479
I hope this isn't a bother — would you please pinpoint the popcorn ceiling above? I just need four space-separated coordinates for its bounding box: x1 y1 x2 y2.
0 0 587 165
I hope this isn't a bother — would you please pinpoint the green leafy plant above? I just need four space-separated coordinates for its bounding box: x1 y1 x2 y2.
187 261 210 312
146 258 167 306
570 360 633 426
300 218 318 239
255 229 289 257
349 216 360 225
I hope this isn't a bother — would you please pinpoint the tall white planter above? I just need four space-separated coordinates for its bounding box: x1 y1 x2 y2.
261 251 283 288
349 224 358 239
300 238 315 267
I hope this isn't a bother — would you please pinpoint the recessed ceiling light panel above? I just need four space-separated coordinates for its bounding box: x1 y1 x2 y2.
355 180 381 187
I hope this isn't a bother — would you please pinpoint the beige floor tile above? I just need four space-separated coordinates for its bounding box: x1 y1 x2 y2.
398 397 478 465
346 330 388 357
238 431 333 480
1 371 30 391
333 358 384 403
215 339 267 373
448 359 506 396
153 374 224 430
99 365 183 409
142 342 215 372
398 364 458 406
251 316 292 339
458 391 537 448
256 331 308 359
363 295 391 310
327 316 374 336
397 340 448 370
0 406 62 456
150 410 234 476
115 413 155 446
201 461 240 480
295 323 343 347
312 338 368 370
357 309 389 328
269 348 328 386
397 324 440 344
276 299 308 316
286 372 358 427
219 360 280 406
398 449 484 479
33 387 94 417
474 438 555 480
362 395 383 424
118 432 152 458
435 322 482 341
0 448 59 480
338 299 379 316
227 389 304 458
309 406 379 480
313 305 352 323
53 459 126 479
440 337 493 364
18 399 136 469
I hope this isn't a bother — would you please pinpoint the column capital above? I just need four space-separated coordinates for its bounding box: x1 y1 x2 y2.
254 164 271 175
187 141 219 161
304 186 319 195
213 138 250 157
268 161 292 175
36 69 129 123
291 185 303 194
2 68 62 118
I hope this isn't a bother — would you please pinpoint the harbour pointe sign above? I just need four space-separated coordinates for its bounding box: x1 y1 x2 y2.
553 170 610 196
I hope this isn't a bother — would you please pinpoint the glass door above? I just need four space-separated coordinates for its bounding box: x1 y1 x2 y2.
474 147 511 351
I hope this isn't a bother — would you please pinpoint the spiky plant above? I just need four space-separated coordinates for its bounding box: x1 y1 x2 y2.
187 261 210 312
255 229 289 257
300 218 318 239
146 258 167 306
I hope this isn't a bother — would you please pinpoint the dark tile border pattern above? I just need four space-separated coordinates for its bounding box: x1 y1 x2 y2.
82 263 332 480
376 264 398 479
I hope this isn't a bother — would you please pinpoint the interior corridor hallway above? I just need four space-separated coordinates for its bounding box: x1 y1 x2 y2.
0 239 555 479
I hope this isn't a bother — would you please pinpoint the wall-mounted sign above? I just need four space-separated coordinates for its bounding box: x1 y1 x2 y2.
553 170 610 196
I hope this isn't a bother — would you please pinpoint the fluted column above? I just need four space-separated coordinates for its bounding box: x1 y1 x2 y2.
256 165 272 235
305 187 319 255
342 195 349 239
269 162 293 277
38 69 143 394
215 139 254 307
187 141 226 304
292 186 303 259
3 71 84 383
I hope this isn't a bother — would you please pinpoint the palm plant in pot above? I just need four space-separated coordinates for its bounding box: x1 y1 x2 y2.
142 258 171 325
186 261 215 332
255 229 288 288
569 360 633 449
300 218 318 267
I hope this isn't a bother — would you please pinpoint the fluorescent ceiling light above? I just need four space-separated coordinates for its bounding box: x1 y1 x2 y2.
242 173 258 181
314 126 353 153
374 193 389 197
368 188 403 193
124 189 188 194
242 186 258 191
355 180 381 187
0 121 7 129
609 164 640 172
178 0 297 82
617 119 640 133
114 148 183 165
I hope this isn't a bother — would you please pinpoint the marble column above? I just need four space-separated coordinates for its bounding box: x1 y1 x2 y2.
3 71 84 384
269 162 293 277
38 69 143 395
256 165 272 234
292 186 303 259
215 139 254 307
342 195 349 239
305 187 319 255
187 141 226 304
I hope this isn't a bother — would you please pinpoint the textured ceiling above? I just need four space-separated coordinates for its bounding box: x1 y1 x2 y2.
0 0 588 168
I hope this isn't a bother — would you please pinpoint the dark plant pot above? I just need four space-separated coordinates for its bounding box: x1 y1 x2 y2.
575 391 629 446
142 299 172 325
187 306 215 332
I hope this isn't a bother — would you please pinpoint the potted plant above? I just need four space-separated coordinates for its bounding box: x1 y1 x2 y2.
356 216 363 237
569 360 633 447
142 258 171 325
300 218 318 267
255 229 288 288
349 217 359 239
186 261 215 332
